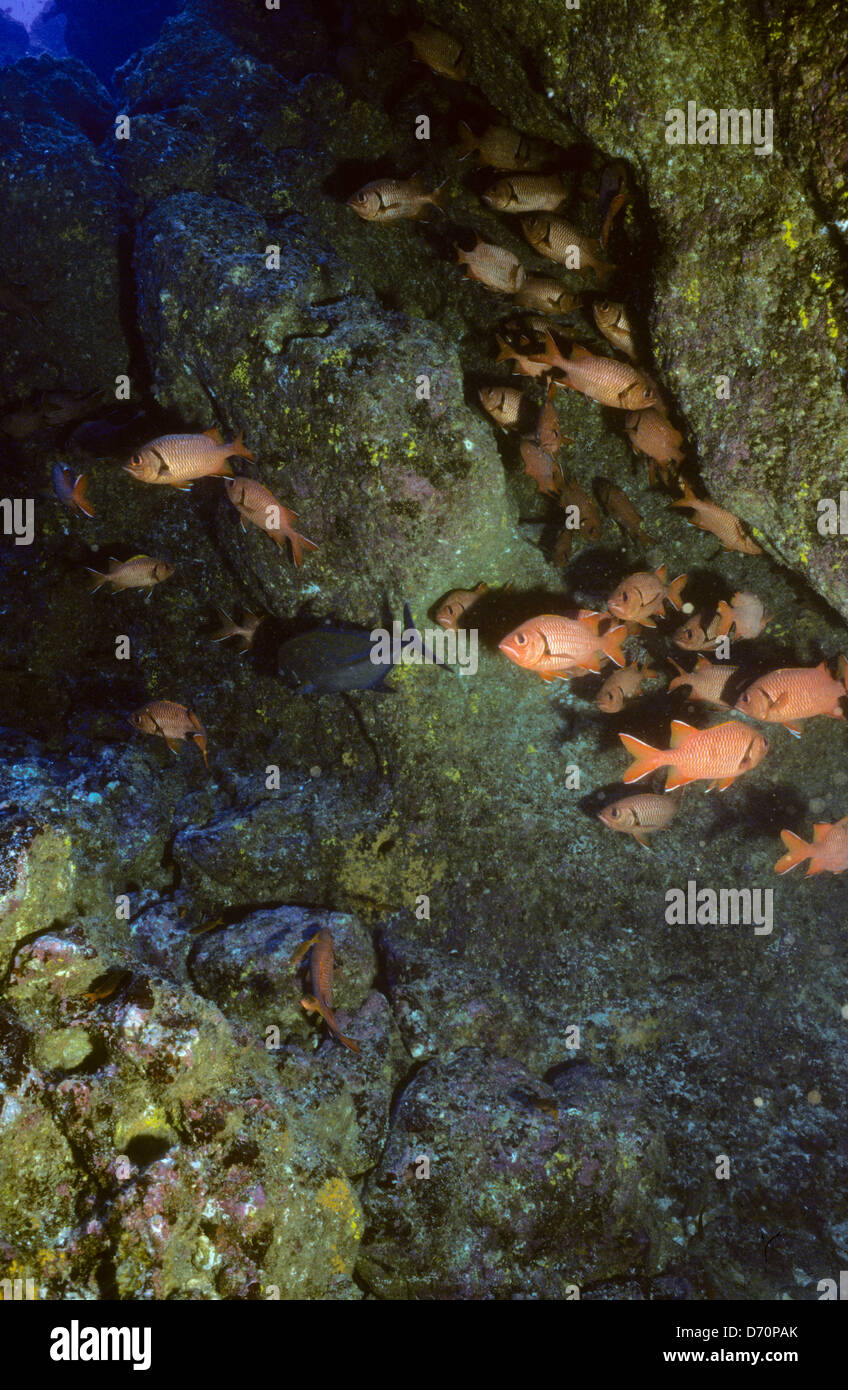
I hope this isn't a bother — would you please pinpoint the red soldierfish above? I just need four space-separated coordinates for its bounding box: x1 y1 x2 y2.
668 656 737 707
775 818 848 876
620 718 768 792
671 483 762 554
125 428 253 487
532 333 657 411
606 565 687 627
456 238 526 294
224 477 318 566
290 927 361 1053
734 662 848 736
499 611 628 678
347 175 446 222
129 700 208 767
596 661 658 712
715 591 770 640
597 791 679 849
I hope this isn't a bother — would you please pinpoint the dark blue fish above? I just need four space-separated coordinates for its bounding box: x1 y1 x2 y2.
279 603 440 694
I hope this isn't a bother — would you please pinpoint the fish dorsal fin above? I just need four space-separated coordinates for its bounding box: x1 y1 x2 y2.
669 719 695 747
655 564 667 583
570 344 593 361
812 823 832 842
126 553 151 563
204 426 223 443
577 609 601 630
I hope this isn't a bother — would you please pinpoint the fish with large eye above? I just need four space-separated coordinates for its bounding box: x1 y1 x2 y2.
346 176 446 223
530 332 658 411
607 565 687 627
620 718 768 792
597 791 679 848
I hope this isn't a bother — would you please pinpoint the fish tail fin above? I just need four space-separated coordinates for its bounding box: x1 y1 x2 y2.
429 177 449 210
494 335 514 364
287 527 319 568
84 567 109 594
229 430 254 461
838 654 848 692
73 474 95 518
619 731 665 783
665 573 688 610
530 329 561 371
775 829 813 875
602 623 628 668
454 243 469 266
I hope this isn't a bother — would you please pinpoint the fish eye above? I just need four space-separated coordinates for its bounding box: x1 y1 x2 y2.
516 633 527 645
610 807 620 819
740 692 750 704
620 589 628 601
598 300 610 311
642 388 653 401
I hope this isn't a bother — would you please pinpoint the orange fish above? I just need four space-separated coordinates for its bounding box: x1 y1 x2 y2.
456 121 549 171
671 483 762 554
456 238 526 294
624 409 684 483
209 608 264 654
514 277 580 315
407 23 467 80
596 661 658 712
129 700 208 767
224 477 317 566
532 333 656 411
479 385 525 429
519 438 563 499
52 463 94 518
86 554 174 596
597 791 679 849
672 612 723 652
607 565 687 627
482 173 568 214
290 927 360 1053
775 818 848 876
620 718 767 792
734 662 848 737
558 473 602 540
597 161 630 248
595 478 654 547
124 427 253 487
520 215 615 284
715 591 770 640
81 967 132 1003
347 175 446 222
499 612 627 678
592 300 636 360
535 391 567 455
495 334 549 378
435 583 488 630
668 656 737 707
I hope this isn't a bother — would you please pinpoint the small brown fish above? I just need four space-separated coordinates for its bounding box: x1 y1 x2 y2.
347 175 446 223
290 927 361 1054
52 463 94 518
129 700 208 767
671 612 723 652
519 438 563 499
495 334 549 378
624 409 684 483
715 591 770 640
593 300 636 360
671 483 762 555
86 554 174 596
435 583 488 630
456 238 526 294
535 391 568 455
457 121 549 171
597 161 630 248
224 477 318 566
81 967 132 1003
596 661 658 712
533 333 656 411
482 173 568 214
668 655 738 707
407 23 467 80
595 478 654 548
558 473 602 540
552 527 573 566
124 427 253 487
597 791 679 849
607 565 687 627
521 215 615 284
513 277 580 315
479 385 525 429
209 608 265 654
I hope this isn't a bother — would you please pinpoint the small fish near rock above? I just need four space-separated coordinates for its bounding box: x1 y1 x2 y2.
624 409 685 484
407 23 468 81
208 608 265 654
597 791 679 849
52 463 94 518
607 565 687 627
457 121 550 171
456 238 526 295
129 700 208 768
671 612 723 652
514 277 580 316
671 483 763 555
224 477 317 566
532 333 657 411
435 583 488 631
592 300 637 360
734 661 848 737
499 611 627 679
482 173 569 214
596 661 658 713
124 428 253 488
668 656 738 708
290 927 361 1054
594 478 654 548
520 215 615 284
279 606 419 694
347 175 446 223
479 384 526 430
620 718 768 792
86 554 174 596
715 591 770 640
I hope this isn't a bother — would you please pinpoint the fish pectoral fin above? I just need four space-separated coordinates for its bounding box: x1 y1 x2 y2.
164 737 182 754
630 830 652 850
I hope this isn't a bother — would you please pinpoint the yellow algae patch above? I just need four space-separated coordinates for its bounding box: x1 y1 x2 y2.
781 220 798 251
681 279 700 309
229 355 251 389
336 827 447 916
